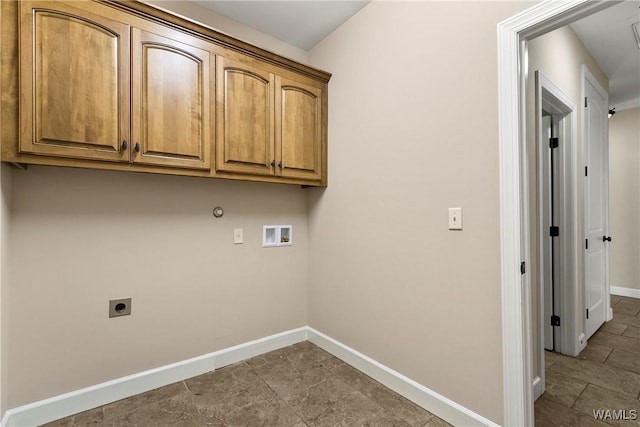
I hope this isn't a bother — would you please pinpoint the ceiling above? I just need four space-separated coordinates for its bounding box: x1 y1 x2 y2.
195 0 639 111
571 1 640 111
194 1 368 50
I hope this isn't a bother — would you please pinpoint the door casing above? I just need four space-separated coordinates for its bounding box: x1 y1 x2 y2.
533 70 579 402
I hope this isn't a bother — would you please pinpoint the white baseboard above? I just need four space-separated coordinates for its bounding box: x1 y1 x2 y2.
2 326 498 427
611 286 640 299
1 327 307 427
532 376 542 400
307 327 499 427
578 333 586 352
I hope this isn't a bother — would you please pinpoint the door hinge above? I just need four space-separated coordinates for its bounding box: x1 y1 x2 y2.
585 97 588 107
551 315 561 327
586 308 589 319
585 166 588 176
520 262 526 275
550 226 560 237
549 137 559 149
585 239 589 250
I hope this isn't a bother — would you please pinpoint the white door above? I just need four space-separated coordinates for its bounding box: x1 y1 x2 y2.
583 71 609 339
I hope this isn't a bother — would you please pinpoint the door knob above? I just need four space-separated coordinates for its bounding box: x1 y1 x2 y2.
602 236 612 242
135 142 140 153
121 140 128 150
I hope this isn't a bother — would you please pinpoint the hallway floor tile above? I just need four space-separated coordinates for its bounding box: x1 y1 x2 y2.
535 296 640 427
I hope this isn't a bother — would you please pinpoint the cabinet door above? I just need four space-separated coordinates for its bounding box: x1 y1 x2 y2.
131 28 211 170
19 1 130 161
216 56 274 176
275 76 322 181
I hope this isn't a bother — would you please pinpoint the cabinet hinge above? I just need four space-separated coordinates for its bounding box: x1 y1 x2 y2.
585 166 588 176
551 315 561 327
550 226 560 237
585 239 589 250
585 97 588 107
586 308 590 319
520 262 526 275
549 137 559 149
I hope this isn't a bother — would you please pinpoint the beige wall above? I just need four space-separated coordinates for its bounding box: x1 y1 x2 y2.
7 167 308 407
143 1 309 64
527 26 608 378
609 107 640 290
0 164 11 415
307 1 533 423
4 2 313 409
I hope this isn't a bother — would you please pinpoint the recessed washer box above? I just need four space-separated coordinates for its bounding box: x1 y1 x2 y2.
279 226 292 245
263 225 293 247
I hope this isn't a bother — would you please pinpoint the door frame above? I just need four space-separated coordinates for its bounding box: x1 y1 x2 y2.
497 1 616 425
581 64 613 333
533 70 579 400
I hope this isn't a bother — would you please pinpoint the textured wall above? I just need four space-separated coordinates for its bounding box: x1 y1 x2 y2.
7 166 308 407
0 164 12 416
609 107 640 290
306 2 533 423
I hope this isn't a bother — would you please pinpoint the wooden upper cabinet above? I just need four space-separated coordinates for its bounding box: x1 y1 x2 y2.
275 76 323 181
216 57 325 183
5 1 329 185
131 28 212 170
19 1 130 161
216 56 274 176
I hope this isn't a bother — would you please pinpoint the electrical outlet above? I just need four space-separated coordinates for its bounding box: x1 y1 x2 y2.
234 228 243 244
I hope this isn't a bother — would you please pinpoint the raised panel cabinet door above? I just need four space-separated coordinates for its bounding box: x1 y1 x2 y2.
19 1 130 161
216 56 274 176
275 76 322 181
131 28 211 170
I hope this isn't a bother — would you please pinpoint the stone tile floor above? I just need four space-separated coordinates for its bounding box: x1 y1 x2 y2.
44 341 452 427
535 295 640 426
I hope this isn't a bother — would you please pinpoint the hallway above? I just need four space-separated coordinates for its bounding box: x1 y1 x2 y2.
535 296 640 426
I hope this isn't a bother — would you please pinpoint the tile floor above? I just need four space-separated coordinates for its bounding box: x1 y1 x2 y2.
535 295 640 426
43 341 451 427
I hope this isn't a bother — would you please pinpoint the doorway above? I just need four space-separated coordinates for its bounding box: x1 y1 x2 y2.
497 1 617 425
533 70 579 401
541 111 558 352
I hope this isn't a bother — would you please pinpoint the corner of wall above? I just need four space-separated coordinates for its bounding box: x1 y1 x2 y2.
0 163 12 417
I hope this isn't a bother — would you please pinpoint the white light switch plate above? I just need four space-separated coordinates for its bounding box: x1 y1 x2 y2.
234 228 243 244
448 208 463 230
